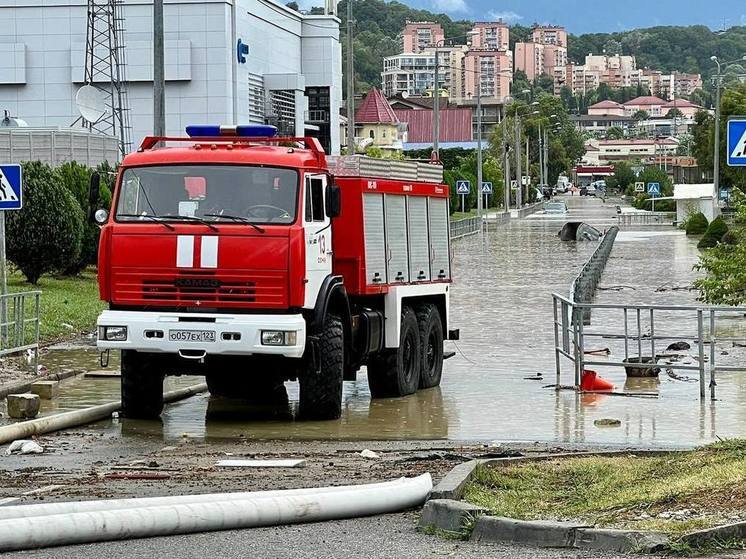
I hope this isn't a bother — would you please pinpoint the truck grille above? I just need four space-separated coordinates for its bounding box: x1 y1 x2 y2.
110 269 288 308
142 278 256 303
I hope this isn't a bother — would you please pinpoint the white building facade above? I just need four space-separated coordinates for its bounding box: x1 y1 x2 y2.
0 0 342 155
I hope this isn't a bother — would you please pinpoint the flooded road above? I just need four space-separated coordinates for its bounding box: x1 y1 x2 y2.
3 195 744 446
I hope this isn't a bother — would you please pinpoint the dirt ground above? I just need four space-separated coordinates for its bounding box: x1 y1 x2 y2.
1 428 536 503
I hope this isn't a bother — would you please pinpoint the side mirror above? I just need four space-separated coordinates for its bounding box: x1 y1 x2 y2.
325 182 341 218
94 208 109 225
89 172 101 218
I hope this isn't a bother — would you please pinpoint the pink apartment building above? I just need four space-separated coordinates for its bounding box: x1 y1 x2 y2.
470 21 510 50
462 50 512 100
402 22 445 53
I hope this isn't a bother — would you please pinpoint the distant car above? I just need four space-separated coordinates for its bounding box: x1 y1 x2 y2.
581 184 597 197
555 183 568 193
543 201 568 214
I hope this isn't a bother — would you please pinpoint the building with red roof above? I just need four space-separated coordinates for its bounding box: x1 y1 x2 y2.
353 88 407 151
588 99 625 117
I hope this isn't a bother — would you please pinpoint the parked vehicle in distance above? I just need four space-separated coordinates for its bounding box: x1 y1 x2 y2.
580 184 597 197
544 201 568 214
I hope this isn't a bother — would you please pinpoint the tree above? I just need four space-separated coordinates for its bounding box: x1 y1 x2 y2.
606 161 636 193
285 1 299 10
666 108 684 118
6 161 84 284
603 39 623 56
691 84 746 192
632 110 650 121
605 126 625 140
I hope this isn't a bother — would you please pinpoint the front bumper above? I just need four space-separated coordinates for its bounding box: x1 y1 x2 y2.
97 310 306 358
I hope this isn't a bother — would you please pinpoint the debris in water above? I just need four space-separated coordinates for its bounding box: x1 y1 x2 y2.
594 418 621 427
360 449 380 459
666 341 691 351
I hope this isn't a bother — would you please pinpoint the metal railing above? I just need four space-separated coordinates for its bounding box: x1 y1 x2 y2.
570 226 618 324
450 216 481 239
0 291 41 370
552 294 746 400
617 212 676 226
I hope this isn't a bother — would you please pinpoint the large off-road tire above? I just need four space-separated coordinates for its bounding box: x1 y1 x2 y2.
121 350 164 419
417 304 444 389
298 313 344 420
367 305 421 398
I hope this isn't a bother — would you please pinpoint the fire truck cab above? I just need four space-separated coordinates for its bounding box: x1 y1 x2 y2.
95 125 456 420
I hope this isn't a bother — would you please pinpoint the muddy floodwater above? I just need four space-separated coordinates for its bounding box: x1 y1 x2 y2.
3 196 745 446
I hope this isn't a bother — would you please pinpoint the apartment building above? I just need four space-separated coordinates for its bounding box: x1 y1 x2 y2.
515 25 568 80
470 22 510 51
402 22 445 53
383 20 512 101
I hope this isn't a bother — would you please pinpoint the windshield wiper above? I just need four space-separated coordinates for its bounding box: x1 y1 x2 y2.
158 214 219 232
117 213 175 231
203 214 265 233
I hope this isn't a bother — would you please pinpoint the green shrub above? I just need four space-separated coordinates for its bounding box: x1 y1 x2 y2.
720 230 739 245
6 161 84 284
698 217 729 249
58 161 113 275
685 212 709 235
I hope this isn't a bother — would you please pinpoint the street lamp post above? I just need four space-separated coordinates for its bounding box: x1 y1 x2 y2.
476 80 483 221
711 56 722 193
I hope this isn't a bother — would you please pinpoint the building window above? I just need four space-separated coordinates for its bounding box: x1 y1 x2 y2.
370 130 375 139
248 73 265 124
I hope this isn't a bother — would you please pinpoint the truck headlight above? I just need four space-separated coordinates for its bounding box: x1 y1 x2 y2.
99 326 128 341
261 330 298 346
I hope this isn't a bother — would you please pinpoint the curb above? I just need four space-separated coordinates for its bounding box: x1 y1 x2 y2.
429 460 478 500
0 369 84 401
678 521 746 547
471 516 587 547
575 527 669 553
418 499 486 534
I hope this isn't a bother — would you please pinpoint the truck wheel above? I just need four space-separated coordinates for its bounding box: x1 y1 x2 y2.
367 305 421 398
417 304 444 389
121 350 164 419
299 313 343 420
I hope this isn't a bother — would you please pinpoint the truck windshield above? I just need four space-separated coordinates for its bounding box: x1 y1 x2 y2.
115 165 298 225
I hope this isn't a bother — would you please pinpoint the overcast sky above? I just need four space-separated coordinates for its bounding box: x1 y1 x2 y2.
404 0 746 34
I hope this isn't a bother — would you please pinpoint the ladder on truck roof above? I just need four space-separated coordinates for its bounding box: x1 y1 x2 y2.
328 155 443 183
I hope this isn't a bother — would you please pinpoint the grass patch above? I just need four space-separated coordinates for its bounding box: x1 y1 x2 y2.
450 210 477 220
8 268 104 343
463 440 746 538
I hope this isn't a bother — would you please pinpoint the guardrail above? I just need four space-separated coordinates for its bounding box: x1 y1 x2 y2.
617 212 676 226
0 291 41 370
450 216 481 239
570 226 619 324
552 294 746 400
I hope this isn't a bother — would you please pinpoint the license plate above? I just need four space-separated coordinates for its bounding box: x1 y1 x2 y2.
168 330 216 343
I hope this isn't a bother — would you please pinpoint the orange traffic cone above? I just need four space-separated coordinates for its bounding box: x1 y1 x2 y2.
580 370 614 392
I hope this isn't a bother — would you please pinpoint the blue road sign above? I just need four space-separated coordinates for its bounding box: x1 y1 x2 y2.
0 165 22 210
481 181 493 194
727 119 746 167
647 182 661 196
720 187 730 201
456 180 470 194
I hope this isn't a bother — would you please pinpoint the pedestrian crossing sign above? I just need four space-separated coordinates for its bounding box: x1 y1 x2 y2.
456 180 470 194
0 165 22 210
727 118 746 167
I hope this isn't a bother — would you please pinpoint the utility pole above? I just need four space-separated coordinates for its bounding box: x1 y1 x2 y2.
432 46 440 159
543 127 549 186
538 123 543 185
713 71 721 193
153 0 165 137
476 77 483 221
514 115 522 209
346 0 355 153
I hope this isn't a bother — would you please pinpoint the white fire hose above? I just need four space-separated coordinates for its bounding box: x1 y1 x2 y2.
0 473 432 552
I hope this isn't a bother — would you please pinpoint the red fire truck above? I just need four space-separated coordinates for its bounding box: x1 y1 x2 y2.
93 125 457 420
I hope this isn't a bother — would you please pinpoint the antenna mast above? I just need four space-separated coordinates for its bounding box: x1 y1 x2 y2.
76 0 132 156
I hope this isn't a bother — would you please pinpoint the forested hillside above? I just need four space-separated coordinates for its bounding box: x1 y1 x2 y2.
330 0 746 94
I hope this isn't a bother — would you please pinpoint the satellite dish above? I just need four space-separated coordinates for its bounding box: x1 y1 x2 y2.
401 91 410 99
75 85 108 123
